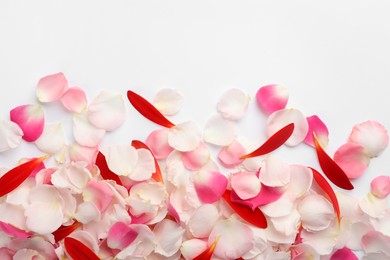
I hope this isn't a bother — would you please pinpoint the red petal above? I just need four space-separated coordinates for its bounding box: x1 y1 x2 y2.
127 90 175 128
193 236 219 260
131 140 164 184
313 133 354 190
222 190 267 228
240 123 294 159
64 237 99 260
309 167 341 223
52 221 81 242
0 155 49 197
95 151 123 186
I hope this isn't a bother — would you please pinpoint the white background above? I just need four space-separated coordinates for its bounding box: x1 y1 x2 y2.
0 0 389 198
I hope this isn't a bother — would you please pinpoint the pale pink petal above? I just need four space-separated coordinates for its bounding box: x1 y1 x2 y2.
333 142 370 179
51 162 91 193
6 178 35 207
217 88 250 120
35 122 66 153
75 202 100 224
168 121 201 152
359 192 388 218
87 90 126 131
115 224 155 258
8 237 56 259
259 156 290 187
181 142 210 170
270 210 300 238
10 104 45 142
218 140 245 168
69 230 100 254
129 148 155 181
209 218 254 259
231 171 261 200
343 221 373 251
107 222 138 250
304 115 329 147
203 115 236 146
298 194 334 232
153 88 183 116
286 165 313 199
371 209 390 236
362 230 390 256
83 179 113 212
231 184 284 209
300 223 339 255
371 175 390 199
188 204 219 238
330 247 358 260
256 84 289 115
36 72 68 102
61 86 88 113
349 121 389 158
104 144 138 176
260 195 294 218
193 170 227 203
0 203 27 230
180 239 208 260
267 108 308 146
290 244 319 260
13 249 42 260
154 219 185 257
0 119 23 152
145 128 173 159
242 228 268 259
69 144 98 167
73 112 105 147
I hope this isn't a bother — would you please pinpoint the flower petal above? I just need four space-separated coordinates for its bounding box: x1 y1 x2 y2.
10 104 45 142
129 148 155 181
181 239 208 260
36 72 68 102
0 119 23 152
69 144 98 167
286 165 313 199
256 84 289 115
182 142 210 170
104 144 138 176
188 204 219 238
107 222 138 250
83 179 113 213
61 86 88 113
333 143 370 179
267 108 308 146
168 121 201 152
359 192 388 218
298 194 334 232
35 122 66 154
259 156 290 187
64 237 99 260
52 221 81 242
153 88 183 116
132 140 164 183
371 175 390 199
154 219 185 257
88 90 126 131
231 184 284 209
95 151 123 186
203 115 236 146
145 129 173 159
217 88 250 120
0 221 31 238
115 224 155 258
193 170 227 203
73 112 105 147
218 140 245 168
231 171 261 200
330 247 358 260
362 230 390 256
304 115 329 147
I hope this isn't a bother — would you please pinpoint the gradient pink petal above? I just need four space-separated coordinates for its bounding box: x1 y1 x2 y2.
115 224 155 258
83 179 113 213
333 142 370 179
145 128 173 159
107 222 138 250
181 142 210 170
330 247 358 260
0 221 31 238
10 104 45 142
36 72 68 102
203 115 237 146
359 193 388 218
304 115 329 147
61 86 88 113
188 204 219 238
0 119 23 152
256 84 289 115
231 171 261 200
168 121 201 152
362 230 390 256
153 88 183 116
193 170 228 203
371 175 390 198
218 140 245 168
217 88 250 121
286 165 313 198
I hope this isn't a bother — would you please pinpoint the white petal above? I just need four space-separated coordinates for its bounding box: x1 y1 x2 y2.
359 192 388 218
298 194 334 232
35 122 66 154
259 156 290 187
168 121 201 152
180 239 208 260
300 222 339 255
130 148 155 181
203 115 236 146
0 119 23 152
0 203 27 230
286 165 313 198
105 144 138 176
153 88 183 116
188 204 219 238
73 112 105 147
154 219 185 257
217 88 250 121
270 209 300 237
75 202 100 224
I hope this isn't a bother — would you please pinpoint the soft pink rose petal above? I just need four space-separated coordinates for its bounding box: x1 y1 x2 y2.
107 222 138 250
270 210 300 242
73 112 105 147
168 121 201 152
0 203 27 230
359 192 388 218
260 194 294 218
130 148 155 181
145 128 173 159
69 144 98 167
193 170 228 203
10 104 45 142
304 115 329 147
104 144 138 176
267 108 308 146
333 142 370 179
330 247 358 260
83 179 113 213
181 239 208 260
362 230 390 256
153 88 183 116
371 175 390 199
217 88 250 121
0 221 31 238
181 142 210 170
36 72 68 103
259 156 290 187
75 202 100 224
298 194 334 232
231 171 261 200
87 90 126 131
256 84 289 115
115 224 156 258
218 140 245 168
35 122 66 154
231 184 284 210
286 165 313 199
154 219 184 257
188 204 219 238
61 86 88 113
0 119 23 152
349 120 389 158
203 115 237 146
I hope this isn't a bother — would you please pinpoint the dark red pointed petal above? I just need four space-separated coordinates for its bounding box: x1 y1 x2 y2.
313 133 354 190
193 236 219 260
222 190 267 228
64 237 99 260
0 155 49 197
127 90 175 128
52 221 81 242
240 123 294 159
131 140 164 184
309 167 341 223
95 151 123 186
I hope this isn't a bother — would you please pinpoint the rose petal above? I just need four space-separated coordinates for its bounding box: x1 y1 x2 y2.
0 119 23 152
181 142 210 170
10 104 45 142
36 72 68 102
218 140 245 168
231 171 261 200
267 108 308 146
362 230 390 256
0 203 27 230
231 184 284 209
359 192 388 218
304 115 329 147
330 247 358 260
35 122 66 154
260 194 294 218
181 239 208 260
104 144 138 176
203 115 237 146
129 148 155 181
188 204 219 238
168 121 201 152
217 88 250 120
153 88 183 116
83 179 113 213
371 175 390 199
73 112 105 147
61 86 88 113
333 143 370 179
145 128 173 159
154 219 185 257
115 224 155 258
107 222 138 250
69 144 98 168
286 165 313 199
298 194 334 232
193 170 227 203
87 90 126 131
75 202 100 224
259 156 290 187
256 84 289 115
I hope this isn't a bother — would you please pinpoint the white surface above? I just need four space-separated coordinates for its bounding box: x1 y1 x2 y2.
0 0 389 199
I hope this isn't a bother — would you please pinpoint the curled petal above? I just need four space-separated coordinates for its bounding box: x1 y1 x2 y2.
107 222 138 250
0 119 23 152
304 115 329 147
231 171 261 200
88 90 126 131
75 202 100 224
333 143 370 179
267 108 308 146
362 230 390 256
115 224 155 258
371 175 390 199
154 219 185 257
217 88 250 120
349 120 389 158
259 156 290 187
203 115 236 146
145 129 173 159
193 170 227 203
35 122 66 154
61 86 88 113
193 237 219 260
256 84 289 115
168 121 201 152
218 140 245 168
73 112 105 147
182 142 210 170
153 88 183 115
104 144 138 176
286 165 313 199
188 204 219 238
298 194 334 232
10 104 45 142
36 72 68 102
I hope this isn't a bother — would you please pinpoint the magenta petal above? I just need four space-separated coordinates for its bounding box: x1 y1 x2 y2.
304 115 329 147
194 170 228 203
0 221 32 238
36 72 69 102
256 84 289 115
10 104 45 142
330 247 358 260
107 222 138 250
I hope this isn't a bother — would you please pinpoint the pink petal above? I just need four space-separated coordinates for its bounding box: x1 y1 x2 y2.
83 179 113 213
75 202 100 224
153 88 183 116
107 222 138 250
168 121 201 152
333 142 371 179
217 88 250 121
73 112 105 147
231 184 284 210
129 148 155 181
260 194 294 218
0 203 28 230
267 108 308 146
0 119 23 152
181 142 210 170
188 204 219 238
145 128 173 159
359 192 388 218
231 171 261 200
104 144 138 176
203 115 237 146
193 170 228 203
371 175 390 199
35 122 66 153
10 104 45 142
298 194 334 232
330 247 358 260
115 224 156 258
218 140 245 168
61 86 88 113
36 72 68 102
286 165 313 199
87 90 126 131
256 84 289 115
362 230 390 256
0 221 31 238
259 156 290 187
304 115 329 147
349 120 389 158
181 239 208 260
69 144 98 168
154 219 185 257
13 249 42 260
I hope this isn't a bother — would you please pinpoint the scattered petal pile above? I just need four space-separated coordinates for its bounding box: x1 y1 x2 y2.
0 73 389 260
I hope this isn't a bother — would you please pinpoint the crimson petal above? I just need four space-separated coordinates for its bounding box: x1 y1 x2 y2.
193 236 219 260
64 237 99 260
95 151 123 186
52 221 81 242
